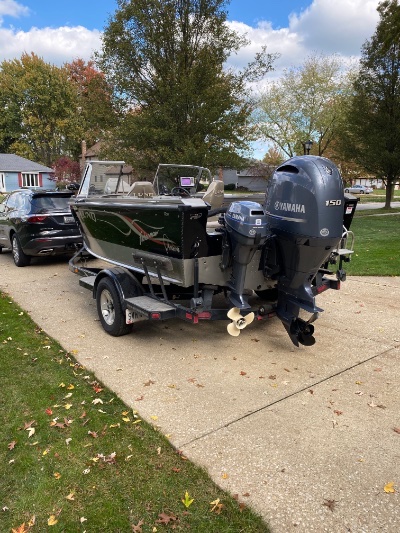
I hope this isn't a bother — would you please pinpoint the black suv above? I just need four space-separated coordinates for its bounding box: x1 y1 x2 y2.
0 189 82 266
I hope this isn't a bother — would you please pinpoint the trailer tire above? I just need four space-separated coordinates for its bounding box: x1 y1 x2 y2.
96 277 133 336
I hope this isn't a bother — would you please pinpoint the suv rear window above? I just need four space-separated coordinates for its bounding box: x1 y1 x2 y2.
30 196 72 213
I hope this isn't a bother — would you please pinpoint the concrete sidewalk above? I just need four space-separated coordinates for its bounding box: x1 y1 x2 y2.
0 252 399 532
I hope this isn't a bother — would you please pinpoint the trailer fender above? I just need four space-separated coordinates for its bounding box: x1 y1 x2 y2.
92 267 144 310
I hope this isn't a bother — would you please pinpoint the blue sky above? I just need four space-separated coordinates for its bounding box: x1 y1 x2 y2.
0 0 380 69
3 1 309 31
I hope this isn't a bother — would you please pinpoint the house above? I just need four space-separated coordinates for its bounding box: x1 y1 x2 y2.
214 162 275 192
0 154 55 193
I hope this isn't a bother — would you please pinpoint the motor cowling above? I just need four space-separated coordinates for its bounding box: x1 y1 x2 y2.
264 155 344 345
225 201 269 308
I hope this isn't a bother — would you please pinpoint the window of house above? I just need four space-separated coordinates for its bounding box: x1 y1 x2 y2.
22 173 40 187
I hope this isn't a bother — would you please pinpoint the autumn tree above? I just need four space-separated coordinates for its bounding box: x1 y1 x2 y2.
65 59 117 148
256 54 352 159
97 0 276 170
0 53 83 166
262 145 285 166
52 156 81 184
339 0 400 208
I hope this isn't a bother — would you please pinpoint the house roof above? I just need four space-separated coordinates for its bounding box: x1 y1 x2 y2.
0 154 53 173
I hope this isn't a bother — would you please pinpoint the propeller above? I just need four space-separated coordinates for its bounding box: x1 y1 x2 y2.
227 308 255 336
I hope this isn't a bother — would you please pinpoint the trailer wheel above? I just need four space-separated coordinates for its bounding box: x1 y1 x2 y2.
96 277 133 336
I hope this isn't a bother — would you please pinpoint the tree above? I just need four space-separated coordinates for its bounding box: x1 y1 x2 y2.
65 59 117 148
256 54 352 159
97 0 276 170
340 0 400 208
262 145 285 166
0 53 83 166
52 156 81 185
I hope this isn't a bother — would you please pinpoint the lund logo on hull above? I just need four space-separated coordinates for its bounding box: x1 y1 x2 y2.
274 201 305 213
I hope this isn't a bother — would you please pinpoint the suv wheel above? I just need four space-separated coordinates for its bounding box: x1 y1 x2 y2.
12 235 31 267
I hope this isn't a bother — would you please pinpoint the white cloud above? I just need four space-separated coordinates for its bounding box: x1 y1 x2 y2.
228 0 380 78
0 0 381 70
0 25 102 65
0 0 29 23
289 0 380 56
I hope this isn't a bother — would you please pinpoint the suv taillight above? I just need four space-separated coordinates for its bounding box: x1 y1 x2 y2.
27 215 48 223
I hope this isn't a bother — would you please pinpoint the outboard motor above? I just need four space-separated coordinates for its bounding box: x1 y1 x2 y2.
264 156 344 346
225 201 269 308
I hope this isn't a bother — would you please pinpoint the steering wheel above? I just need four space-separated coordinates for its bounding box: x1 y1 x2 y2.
171 187 191 197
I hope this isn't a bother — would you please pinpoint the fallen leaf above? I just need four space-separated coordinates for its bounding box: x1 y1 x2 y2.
45 408 53 416
144 380 155 386
66 492 75 501
182 490 194 508
53 472 61 480
156 512 177 524
80 517 87 523
8 441 17 450
210 498 225 514
47 515 58 526
132 519 144 532
240 371 247 376
323 499 336 511
26 427 35 438
92 398 103 405
393 427 400 434
221 472 229 479
384 482 395 493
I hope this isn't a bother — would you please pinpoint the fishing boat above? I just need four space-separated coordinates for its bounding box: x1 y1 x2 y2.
69 157 357 346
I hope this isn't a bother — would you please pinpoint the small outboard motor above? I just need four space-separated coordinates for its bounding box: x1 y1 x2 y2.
264 156 344 346
225 201 269 308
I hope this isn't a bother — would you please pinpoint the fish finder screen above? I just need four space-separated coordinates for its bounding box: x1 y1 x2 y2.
180 177 194 187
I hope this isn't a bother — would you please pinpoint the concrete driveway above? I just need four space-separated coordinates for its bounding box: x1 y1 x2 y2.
0 251 399 532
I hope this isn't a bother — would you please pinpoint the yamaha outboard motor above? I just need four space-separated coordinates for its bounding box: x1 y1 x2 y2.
264 156 344 346
225 201 269 309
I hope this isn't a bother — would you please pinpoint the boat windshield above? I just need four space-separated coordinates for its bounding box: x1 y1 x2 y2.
77 161 131 197
154 164 211 196
77 161 212 198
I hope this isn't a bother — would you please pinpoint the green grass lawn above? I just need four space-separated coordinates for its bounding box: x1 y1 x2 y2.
0 294 268 532
344 209 400 276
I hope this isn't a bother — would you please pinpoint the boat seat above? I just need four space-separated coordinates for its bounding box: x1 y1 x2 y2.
202 179 224 209
128 181 155 198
